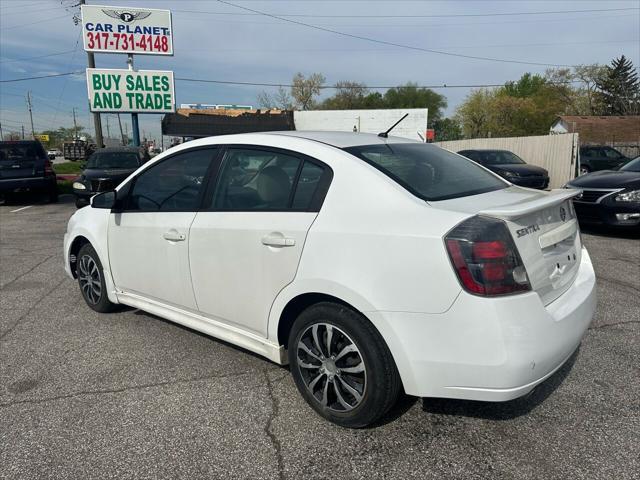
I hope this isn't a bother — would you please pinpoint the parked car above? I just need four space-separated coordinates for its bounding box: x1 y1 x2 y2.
64 132 596 427
0 140 58 202
566 156 640 228
47 149 58 160
579 145 629 175
457 149 549 189
73 147 147 208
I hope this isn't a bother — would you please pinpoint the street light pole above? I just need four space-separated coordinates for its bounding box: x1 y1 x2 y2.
81 0 104 148
127 53 141 147
26 91 35 139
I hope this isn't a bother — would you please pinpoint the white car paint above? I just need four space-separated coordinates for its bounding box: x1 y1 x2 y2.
64 131 596 401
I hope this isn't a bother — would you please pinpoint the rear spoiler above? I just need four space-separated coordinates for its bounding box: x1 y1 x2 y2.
479 188 582 220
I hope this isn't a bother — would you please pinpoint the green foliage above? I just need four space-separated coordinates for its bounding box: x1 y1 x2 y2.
596 55 640 115
503 73 547 98
432 118 463 141
38 126 92 149
53 162 84 175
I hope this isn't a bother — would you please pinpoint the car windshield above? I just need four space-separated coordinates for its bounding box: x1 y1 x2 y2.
344 143 507 201
86 151 140 169
0 144 43 165
620 156 640 172
474 150 525 165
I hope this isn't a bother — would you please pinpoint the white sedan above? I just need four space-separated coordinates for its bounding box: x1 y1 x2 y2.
64 131 596 427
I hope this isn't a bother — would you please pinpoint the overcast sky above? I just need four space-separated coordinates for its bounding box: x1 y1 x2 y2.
1 0 639 142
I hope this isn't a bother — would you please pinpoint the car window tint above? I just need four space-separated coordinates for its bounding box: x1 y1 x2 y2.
602 148 622 159
292 161 325 209
212 148 301 211
0 143 44 165
127 148 215 211
345 143 507 201
581 148 596 158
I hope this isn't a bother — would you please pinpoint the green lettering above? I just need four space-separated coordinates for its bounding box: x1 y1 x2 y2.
102 92 112 109
92 74 102 91
126 75 135 91
112 75 121 91
152 76 161 91
161 76 169 92
113 93 122 109
93 92 103 108
164 94 171 110
135 93 144 109
145 94 154 109
126 92 135 108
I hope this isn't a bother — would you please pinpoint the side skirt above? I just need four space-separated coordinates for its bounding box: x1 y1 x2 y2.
116 291 287 365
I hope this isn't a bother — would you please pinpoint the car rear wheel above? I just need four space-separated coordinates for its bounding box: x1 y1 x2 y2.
288 302 401 428
77 243 118 313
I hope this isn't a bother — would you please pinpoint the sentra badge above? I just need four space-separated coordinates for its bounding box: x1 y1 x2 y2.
516 224 540 238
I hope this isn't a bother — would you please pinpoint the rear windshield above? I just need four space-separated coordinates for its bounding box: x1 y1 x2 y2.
620 156 640 172
0 143 45 165
86 152 140 169
344 143 507 201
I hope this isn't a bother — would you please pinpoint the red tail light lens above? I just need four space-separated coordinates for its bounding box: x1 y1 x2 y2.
44 159 54 174
445 216 531 296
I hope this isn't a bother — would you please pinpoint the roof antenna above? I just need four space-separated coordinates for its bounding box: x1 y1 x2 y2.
378 113 409 138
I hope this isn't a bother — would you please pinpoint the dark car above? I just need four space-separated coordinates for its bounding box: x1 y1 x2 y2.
73 147 146 208
579 145 629 175
0 140 58 202
566 156 640 228
457 149 549 190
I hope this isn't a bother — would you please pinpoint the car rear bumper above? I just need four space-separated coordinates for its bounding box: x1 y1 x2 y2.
0 176 55 192
368 248 596 401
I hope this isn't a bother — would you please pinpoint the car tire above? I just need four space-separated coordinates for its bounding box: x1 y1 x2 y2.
579 165 590 176
76 243 118 313
48 185 58 203
288 302 401 428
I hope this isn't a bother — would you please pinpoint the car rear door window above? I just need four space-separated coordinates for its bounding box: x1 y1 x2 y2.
125 148 217 212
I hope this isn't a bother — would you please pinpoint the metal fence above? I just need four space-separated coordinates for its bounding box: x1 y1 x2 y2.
436 133 579 189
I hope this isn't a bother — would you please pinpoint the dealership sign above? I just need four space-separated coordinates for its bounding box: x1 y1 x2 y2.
81 5 173 55
87 69 175 113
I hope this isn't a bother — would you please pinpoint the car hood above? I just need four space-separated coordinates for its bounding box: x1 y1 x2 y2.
488 163 548 176
81 168 136 182
568 170 640 190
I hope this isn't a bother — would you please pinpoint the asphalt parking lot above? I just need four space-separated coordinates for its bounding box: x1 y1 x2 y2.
1 194 638 480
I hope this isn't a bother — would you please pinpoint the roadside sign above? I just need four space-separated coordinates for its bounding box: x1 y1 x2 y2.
81 5 173 55
34 134 50 142
86 68 175 113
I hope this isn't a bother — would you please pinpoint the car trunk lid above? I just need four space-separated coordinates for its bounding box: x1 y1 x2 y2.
434 187 583 305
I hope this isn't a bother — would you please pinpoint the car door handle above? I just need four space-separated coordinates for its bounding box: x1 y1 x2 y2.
163 230 186 242
261 234 295 247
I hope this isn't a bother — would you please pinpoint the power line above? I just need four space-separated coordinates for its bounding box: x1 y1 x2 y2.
0 71 83 83
214 0 576 67
174 7 639 19
2 13 70 30
0 50 77 64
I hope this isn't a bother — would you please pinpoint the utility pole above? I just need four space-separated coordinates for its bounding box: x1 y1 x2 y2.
0 122 4 141
117 114 125 145
26 91 35 139
81 0 103 148
105 115 111 139
72 108 78 139
127 54 140 146
21 125 25 139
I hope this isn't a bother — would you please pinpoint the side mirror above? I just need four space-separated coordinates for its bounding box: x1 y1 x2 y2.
91 190 116 209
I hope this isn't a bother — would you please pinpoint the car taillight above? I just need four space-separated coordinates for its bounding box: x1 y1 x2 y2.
445 216 530 296
44 159 54 174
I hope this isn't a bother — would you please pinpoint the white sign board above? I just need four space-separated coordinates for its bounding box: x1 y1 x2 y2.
293 108 429 142
81 5 173 55
87 68 175 113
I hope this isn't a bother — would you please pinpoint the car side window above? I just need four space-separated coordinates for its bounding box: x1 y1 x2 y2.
126 148 217 212
602 148 622 159
211 148 302 211
581 148 596 158
292 161 325 209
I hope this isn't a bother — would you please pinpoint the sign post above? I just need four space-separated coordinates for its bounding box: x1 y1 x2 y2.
81 4 174 148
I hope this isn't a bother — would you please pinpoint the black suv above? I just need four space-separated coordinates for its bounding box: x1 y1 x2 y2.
0 140 58 202
457 149 549 190
579 146 629 175
73 147 146 208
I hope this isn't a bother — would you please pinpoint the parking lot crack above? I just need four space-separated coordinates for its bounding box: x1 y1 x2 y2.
0 276 66 341
264 369 286 480
589 320 640 330
0 370 254 408
0 253 56 290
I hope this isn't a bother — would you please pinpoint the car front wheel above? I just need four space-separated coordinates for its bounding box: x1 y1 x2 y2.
76 243 118 313
288 302 401 428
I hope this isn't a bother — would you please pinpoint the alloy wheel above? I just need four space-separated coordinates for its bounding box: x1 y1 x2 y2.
296 323 367 412
78 254 102 305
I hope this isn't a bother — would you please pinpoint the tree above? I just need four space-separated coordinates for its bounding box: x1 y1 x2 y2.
257 86 293 110
545 64 608 115
381 83 447 122
503 73 547 98
320 81 369 109
291 72 326 110
432 118 463 141
596 55 640 115
455 89 493 138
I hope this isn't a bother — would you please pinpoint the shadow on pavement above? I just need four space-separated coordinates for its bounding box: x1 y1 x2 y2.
1 192 74 207
420 348 580 421
579 223 640 240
